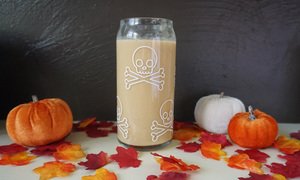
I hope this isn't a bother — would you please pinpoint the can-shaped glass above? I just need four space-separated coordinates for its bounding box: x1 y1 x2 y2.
116 17 176 149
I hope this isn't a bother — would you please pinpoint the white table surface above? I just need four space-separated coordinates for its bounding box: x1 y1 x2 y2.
0 122 300 180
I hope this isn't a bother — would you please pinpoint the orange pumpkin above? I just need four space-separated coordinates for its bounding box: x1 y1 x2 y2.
6 95 73 146
228 106 278 148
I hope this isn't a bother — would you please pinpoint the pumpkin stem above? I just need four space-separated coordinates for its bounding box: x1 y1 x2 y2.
32 95 38 103
220 92 224 98
248 106 256 120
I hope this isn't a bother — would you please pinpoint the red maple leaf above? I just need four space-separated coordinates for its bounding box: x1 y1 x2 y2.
78 151 110 170
110 146 141 168
0 143 28 155
147 172 189 180
96 121 115 128
176 142 200 152
85 126 110 138
199 131 232 148
238 172 274 180
235 149 270 163
290 130 300 140
278 151 300 164
30 141 71 156
266 162 300 178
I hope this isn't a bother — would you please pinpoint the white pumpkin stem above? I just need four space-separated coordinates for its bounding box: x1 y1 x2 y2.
220 92 224 98
32 95 39 103
248 106 256 120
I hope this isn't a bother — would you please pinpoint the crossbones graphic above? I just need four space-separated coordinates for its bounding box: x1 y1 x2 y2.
117 96 129 139
151 99 174 142
124 46 165 91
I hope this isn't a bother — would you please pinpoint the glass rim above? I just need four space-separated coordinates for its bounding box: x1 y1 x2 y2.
120 17 173 26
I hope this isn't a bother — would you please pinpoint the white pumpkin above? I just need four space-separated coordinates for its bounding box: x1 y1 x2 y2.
194 92 245 134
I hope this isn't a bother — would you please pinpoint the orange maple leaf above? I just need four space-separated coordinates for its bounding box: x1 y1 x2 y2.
0 152 36 166
200 141 226 160
152 153 200 171
227 153 264 174
81 168 117 180
33 161 76 180
78 117 96 129
274 136 300 154
173 127 201 141
53 143 85 161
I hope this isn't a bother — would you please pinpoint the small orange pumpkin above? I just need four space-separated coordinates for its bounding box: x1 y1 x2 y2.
228 106 278 148
6 95 73 146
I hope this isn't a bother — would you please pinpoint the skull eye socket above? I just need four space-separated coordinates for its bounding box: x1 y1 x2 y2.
146 59 153 68
163 112 168 119
136 59 143 67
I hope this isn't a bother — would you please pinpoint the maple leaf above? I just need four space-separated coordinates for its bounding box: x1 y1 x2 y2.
78 151 110 170
147 172 189 180
110 146 141 168
235 149 270 163
0 143 28 155
173 127 201 141
200 141 226 160
199 131 232 148
81 168 117 180
53 143 85 161
151 152 200 171
173 121 201 130
227 153 264 174
97 121 115 128
266 162 300 178
290 130 300 140
30 141 71 156
278 151 300 164
85 126 110 138
176 142 200 152
78 117 97 129
0 152 36 166
273 136 300 154
33 161 76 180
238 172 286 180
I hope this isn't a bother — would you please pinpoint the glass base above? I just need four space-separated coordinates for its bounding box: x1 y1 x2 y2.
118 139 172 151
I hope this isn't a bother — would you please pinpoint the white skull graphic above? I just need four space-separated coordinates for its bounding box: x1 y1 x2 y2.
132 46 158 75
160 99 174 125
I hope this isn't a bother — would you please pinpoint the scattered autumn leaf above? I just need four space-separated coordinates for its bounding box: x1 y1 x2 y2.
273 136 300 154
228 153 263 174
290 130 300 140
77 117 97 129
173 127 201 141
33 161 76 180
278 151 300 164
81 168 117 180
173 121 201 131
266 162 300 179
0 143 28 155
200 141 226 160
54 143 85 161
238 172 286 180
30 141 71 156
0 152 36 166
97 121 115 128
78 151 110 170
199 131 232 148
85 126 110 138
147 172 189 180
151 153 200 171
176 142 200 152
235 149 270 163
110 146 141 168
